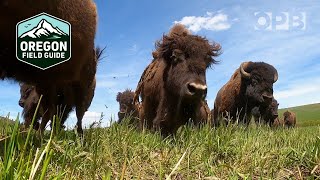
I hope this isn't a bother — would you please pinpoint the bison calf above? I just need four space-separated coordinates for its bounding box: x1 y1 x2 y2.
283 110 296 127
134 24 221 136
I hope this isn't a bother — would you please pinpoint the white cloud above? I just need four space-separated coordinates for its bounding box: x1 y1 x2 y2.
174 11 231 32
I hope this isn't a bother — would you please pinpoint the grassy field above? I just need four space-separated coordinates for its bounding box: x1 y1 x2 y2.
0 104 319 179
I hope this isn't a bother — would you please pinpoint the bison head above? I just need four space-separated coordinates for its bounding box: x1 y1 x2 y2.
116 89 135 120
240 61 278 104
283 110 293 123
156 24 221 100
19 83 38 108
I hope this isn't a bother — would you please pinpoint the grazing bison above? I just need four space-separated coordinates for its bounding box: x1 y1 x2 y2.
18 47 100 134
0 0 97 132
283 110 296 127
134 24 221 135
213 61 278 125
252 98 279 126
116 89 139 124
19 84 42 130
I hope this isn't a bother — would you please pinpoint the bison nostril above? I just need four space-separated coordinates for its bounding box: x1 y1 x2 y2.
19 100 24 107
186 83 207 97
263 94 273 100
187 84 196 95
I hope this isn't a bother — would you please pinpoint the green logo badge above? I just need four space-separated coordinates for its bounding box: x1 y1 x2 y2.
16 12 71 70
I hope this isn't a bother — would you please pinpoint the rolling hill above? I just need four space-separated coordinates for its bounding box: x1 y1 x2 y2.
279 103 320 127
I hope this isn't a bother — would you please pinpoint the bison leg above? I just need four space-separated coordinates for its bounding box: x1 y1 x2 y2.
140 97 156 130
75 107 85 135
74 88 85 135
37 87 56 134
39 106 54 134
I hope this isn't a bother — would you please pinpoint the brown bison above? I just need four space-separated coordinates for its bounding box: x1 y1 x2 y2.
252 98 279 126
213 61 278 125
283 110 296 127
18 47 100 134
134 24 221 135
116 89 139 124
19 84 42 130
0 0 97 132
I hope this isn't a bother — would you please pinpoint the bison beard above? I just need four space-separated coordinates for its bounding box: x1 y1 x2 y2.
134 24 221 136
213 61 278 126
0 0 97 133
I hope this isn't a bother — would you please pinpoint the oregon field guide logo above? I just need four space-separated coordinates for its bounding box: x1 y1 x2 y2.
16 12 71 70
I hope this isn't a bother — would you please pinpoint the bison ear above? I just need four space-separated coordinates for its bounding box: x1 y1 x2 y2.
116 92 122 102
240 61 253 79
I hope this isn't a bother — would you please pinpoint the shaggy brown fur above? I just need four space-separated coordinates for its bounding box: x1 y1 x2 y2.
19 47 100 133
116 89 139 124
252 98 279 126
213 61 278 125
134 24 221 136
283 110 296 128
0 0 97 132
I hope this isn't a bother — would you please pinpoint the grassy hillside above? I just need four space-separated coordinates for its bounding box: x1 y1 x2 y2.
279 103 320 127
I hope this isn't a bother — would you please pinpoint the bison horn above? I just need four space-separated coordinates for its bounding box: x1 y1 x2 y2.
274 70 278 83
240 62 251 79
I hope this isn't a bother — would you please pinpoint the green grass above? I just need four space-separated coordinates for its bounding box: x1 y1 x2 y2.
0 104 319 179
279 103 320 127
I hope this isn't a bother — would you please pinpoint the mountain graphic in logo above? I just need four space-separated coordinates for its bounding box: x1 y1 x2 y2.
20 19 68 40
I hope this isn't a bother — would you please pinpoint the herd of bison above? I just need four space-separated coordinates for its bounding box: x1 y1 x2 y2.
0 0 296 136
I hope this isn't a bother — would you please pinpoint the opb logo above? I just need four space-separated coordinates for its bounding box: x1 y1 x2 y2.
254 12 306 31
16 12 71 70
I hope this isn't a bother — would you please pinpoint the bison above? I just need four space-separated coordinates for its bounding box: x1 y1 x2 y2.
252 98 279 126
283 110 296 127
134 24 221 135
0 0 97 132
213 61 278 125
19 84 42 130
116 89 139 124
18 47 101 134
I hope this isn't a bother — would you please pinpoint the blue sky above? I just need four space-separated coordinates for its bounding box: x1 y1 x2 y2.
1 0 319 127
